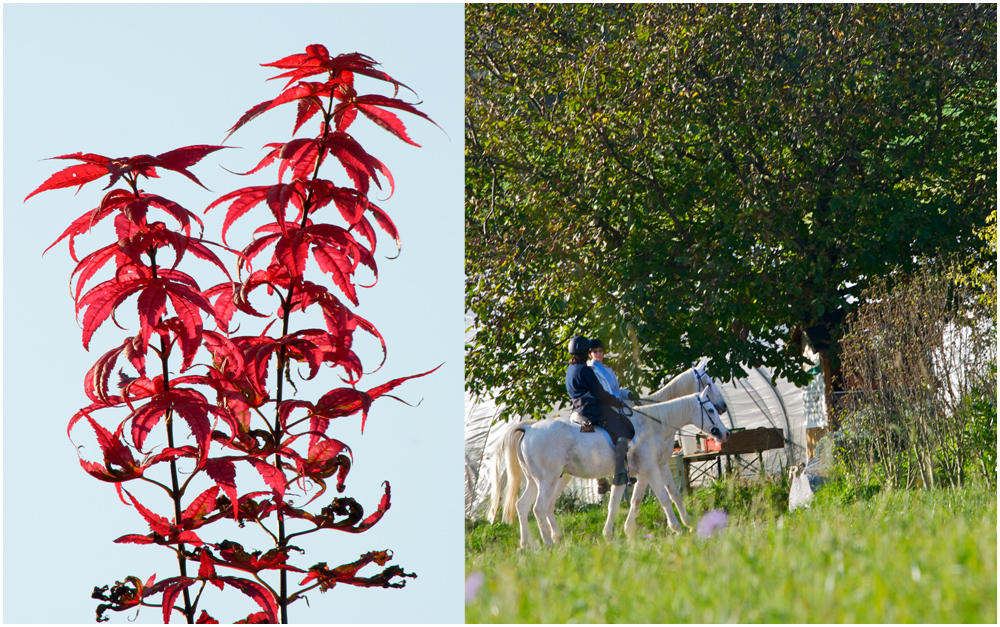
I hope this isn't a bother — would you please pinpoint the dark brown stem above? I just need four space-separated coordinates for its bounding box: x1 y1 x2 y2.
271 88 339 625
149 246 195 624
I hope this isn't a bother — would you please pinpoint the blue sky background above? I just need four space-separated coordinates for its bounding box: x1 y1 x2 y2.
3 3 464 623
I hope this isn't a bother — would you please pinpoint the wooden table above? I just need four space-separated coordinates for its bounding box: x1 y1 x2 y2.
681 427 785 490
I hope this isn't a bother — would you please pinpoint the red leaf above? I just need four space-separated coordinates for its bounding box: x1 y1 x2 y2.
235 612 272 624
225 82 333 141
218 577 278 623
122 488 173 536
207 182 306 245
225 100 275 143
298 547 415 591
198 548 218 580
83 339 132 405
183 486 220 528
26 146 227 201
211 541 305 575
357 481 392 532
321 132 394 196
206 185 270 246
310 364 438 433
203 457 239 517
146 577 197 624
354 101 420 146
366 200 402 256
75 416 144 483
152 145 230 190
129 388 235 460
113 533 158 545
245 458 287 498
77 272 149 350
137 283 168 353
45 189 130 260
25 153 112 200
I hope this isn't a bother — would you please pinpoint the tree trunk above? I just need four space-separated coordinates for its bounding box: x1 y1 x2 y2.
820 350 843 431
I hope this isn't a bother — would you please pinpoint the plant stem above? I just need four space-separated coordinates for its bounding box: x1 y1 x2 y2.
270 92 339 625
149 245 195 624
274 294 293 624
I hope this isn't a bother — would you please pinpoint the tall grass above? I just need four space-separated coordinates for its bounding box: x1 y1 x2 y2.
466 481 996 623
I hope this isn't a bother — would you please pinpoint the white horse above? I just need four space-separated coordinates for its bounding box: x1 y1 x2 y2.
488 362 728 536
493 388 730 548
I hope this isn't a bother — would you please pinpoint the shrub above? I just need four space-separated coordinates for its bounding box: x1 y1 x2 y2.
839 261 997 489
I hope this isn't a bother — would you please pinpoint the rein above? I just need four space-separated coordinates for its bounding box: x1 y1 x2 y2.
631 396 717 438
624 402 662 424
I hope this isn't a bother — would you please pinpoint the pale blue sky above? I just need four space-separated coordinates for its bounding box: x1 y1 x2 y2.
3 3 464 623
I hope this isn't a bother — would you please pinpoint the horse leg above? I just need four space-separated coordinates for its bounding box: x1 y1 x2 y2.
623 474 649 541
646 463 683 533
537 476 564 544
515 474 538 550
603 483 627 541
548 473 572 524
660 458 692 529
533 477 558 546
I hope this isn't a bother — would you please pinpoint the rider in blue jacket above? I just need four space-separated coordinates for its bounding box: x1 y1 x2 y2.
565 336 635 486
587 338 634 403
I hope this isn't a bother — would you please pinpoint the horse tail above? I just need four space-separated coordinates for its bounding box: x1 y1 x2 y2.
486 419 522 524
487 418 532 525
485 421 508 524
500 425 528 525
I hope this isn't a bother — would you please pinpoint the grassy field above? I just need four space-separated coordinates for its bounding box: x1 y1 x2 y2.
465 481 997 623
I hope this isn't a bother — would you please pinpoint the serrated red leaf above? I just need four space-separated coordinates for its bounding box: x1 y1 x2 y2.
235 612 271 624
198 549 218 581
122 488 173 536
183 486 221 528
152 145 229 190
218 577 278 623
25 155 111 200
26 146 226 201
146 577 197 624
78 273 150 350
245 458 286 498
203 457 239 517
225 82 333 142
113 533 158 545
129 388 234 460
355 102 420 147
45 189 131 260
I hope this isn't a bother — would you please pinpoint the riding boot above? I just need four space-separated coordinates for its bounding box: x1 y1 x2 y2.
612 437 629 486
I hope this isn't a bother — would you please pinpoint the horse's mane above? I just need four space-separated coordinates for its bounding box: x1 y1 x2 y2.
644 367 695 403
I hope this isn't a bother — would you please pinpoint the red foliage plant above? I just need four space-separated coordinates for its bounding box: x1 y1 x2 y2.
27 44 437 624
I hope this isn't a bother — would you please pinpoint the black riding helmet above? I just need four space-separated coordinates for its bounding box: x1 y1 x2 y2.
567 335 590 356
589 338 604 351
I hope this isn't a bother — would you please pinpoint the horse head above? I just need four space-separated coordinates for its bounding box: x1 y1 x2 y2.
696 388 730 444
694 361 728 415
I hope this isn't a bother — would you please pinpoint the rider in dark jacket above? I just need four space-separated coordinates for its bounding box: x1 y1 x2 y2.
565 336 635 485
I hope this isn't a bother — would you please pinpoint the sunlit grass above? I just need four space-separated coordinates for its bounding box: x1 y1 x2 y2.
466 483 996 623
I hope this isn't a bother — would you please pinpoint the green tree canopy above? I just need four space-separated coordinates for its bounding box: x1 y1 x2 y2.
466 3 996 419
